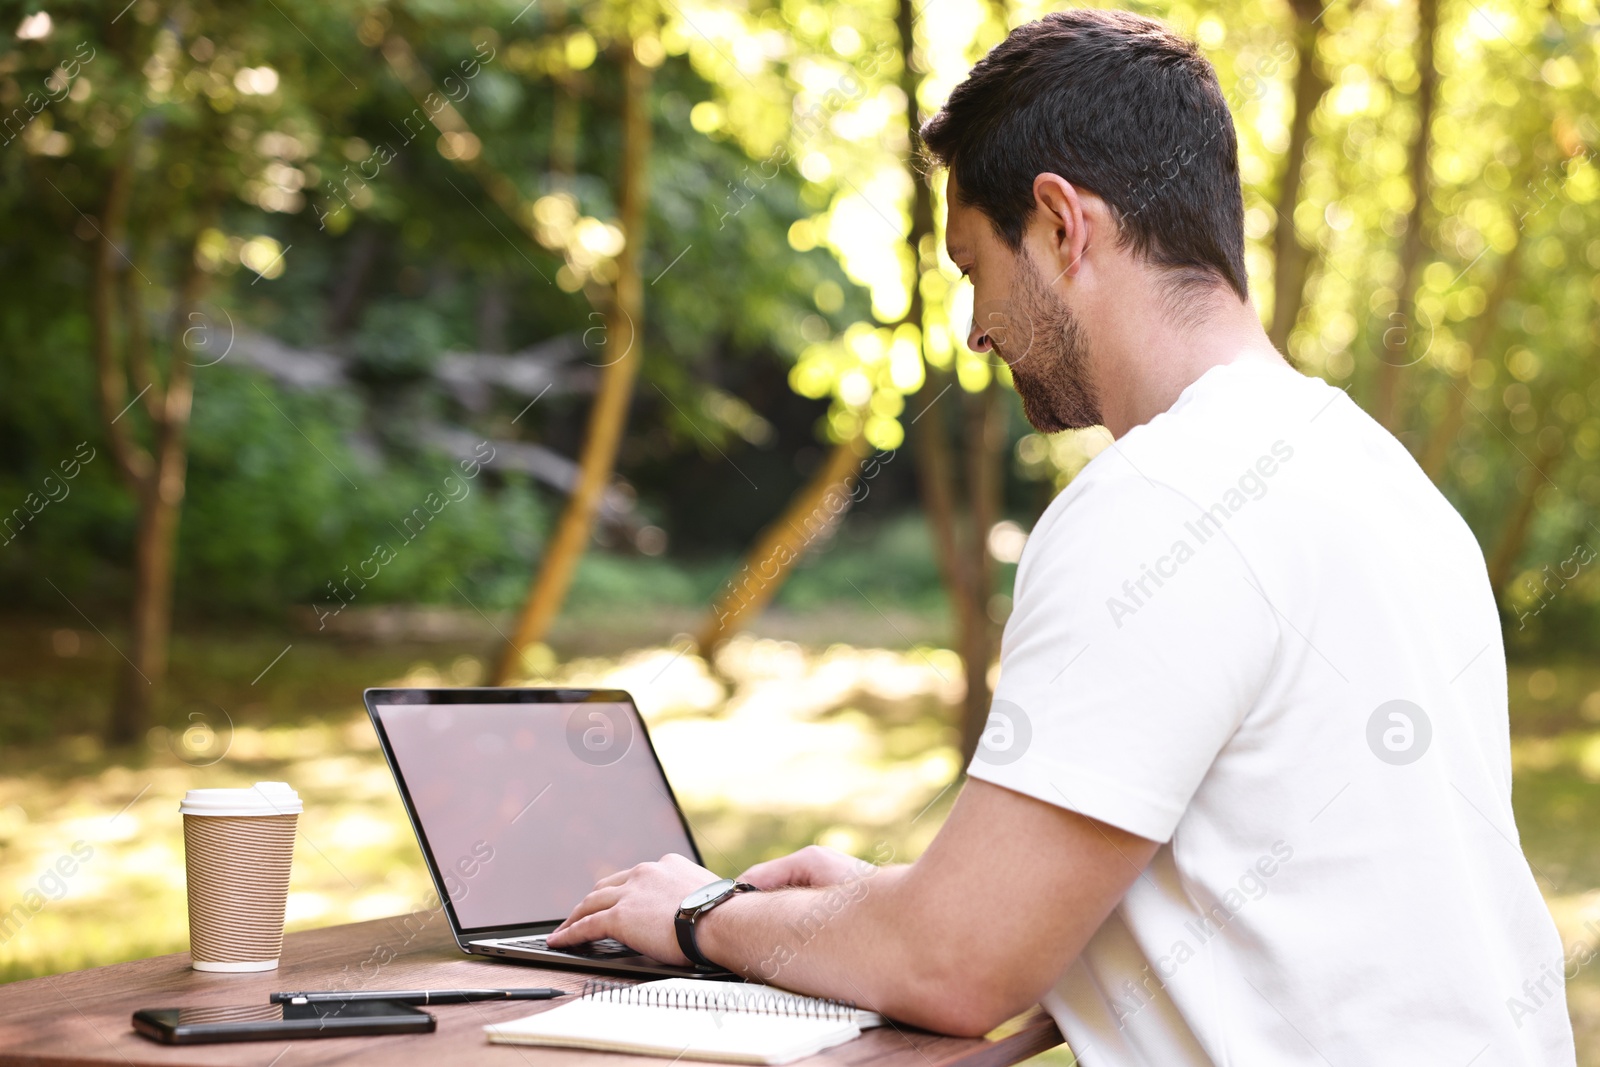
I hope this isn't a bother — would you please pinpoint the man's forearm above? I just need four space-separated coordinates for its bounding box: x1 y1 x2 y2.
695 864 988 1033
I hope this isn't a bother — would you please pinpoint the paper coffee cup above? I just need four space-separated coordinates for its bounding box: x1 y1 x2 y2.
179 781 301 972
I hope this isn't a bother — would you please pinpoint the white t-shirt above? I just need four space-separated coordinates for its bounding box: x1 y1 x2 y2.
968 360 1575 1065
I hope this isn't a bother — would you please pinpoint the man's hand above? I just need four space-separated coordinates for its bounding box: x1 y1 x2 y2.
693 781 1159 1036
547 852 718 965
739 844 892 890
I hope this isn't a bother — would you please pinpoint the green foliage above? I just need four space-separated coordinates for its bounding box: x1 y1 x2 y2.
1216 0 1600 616
3 0 1599 641
176 367 552 614
350 299 449 382
0 0 856 622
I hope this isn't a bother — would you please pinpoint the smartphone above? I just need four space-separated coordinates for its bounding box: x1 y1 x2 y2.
132 999 435 1044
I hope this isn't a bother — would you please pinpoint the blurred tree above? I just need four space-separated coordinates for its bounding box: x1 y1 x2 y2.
499 30 653 681
2 1 330 742
1265 0 1330 353
1372 0 1439 432
361 2 871 675
900 0 1007 763
367 12 656 678
0 0 853 727
999 0 1600 651
642 0 1013 756
91 127 220 743
680 0 899 657
7 0 1600 736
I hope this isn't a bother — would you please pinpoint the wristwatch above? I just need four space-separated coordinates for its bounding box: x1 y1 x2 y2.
675 878 758 969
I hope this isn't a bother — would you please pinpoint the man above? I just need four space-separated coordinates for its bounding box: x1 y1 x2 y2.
552 10 1576 1063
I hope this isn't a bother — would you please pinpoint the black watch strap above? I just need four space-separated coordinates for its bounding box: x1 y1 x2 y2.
675 881 757 969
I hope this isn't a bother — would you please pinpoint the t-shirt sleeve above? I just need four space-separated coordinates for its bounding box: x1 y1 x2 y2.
968 467 1279 842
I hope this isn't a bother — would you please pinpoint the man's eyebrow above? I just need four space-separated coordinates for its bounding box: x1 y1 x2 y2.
947 243 971 261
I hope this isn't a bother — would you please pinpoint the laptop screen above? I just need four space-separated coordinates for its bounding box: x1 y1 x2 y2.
371 695 697 932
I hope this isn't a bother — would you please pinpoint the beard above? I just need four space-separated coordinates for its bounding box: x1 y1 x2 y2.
988 251 1102 433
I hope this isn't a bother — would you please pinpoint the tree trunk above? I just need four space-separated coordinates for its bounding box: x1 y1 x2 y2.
1374 0 1439 432
694 436 868 656
1266 1 1331 355
378 30 650 678
96 138 212 743
914 373 1004 765
912 371 977 631
910 371 997 762
495 44 651 682
112 268 201 742
1486 443 1564 600
895 0 1001 763
113 391 196 742
92 150 156 743
1420 241 1521 483
112 472 182 743
957 379 1004 759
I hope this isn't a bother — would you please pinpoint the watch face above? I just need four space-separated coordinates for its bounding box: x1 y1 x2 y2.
681 877 737 911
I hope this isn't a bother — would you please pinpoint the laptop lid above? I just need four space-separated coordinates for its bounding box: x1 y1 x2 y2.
364 687 701 940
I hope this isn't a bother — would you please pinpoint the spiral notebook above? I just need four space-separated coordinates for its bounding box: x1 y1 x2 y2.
483 978 884 1064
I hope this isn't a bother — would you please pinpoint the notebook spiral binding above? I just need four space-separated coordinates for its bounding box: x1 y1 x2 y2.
579 980 861 1020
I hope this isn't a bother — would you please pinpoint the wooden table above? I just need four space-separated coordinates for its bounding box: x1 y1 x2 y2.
0 913 1063 1066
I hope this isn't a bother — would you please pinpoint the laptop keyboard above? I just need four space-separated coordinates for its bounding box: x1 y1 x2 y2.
502 935 638 959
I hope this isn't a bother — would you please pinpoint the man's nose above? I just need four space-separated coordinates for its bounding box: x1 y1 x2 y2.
967 318 993 353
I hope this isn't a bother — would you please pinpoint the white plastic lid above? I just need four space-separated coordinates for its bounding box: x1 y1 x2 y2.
179 781 302 817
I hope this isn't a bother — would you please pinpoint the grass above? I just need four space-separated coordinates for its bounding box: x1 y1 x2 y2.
0 622 967 986
1 616 1597 1061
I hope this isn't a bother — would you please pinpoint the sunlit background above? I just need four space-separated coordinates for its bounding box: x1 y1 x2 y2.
3 0 1600 1059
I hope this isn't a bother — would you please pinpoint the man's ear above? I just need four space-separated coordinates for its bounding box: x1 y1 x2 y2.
1030 173 1090 281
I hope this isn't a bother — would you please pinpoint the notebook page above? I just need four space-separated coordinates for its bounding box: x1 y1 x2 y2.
640 978 884 1029
484 998 860 1065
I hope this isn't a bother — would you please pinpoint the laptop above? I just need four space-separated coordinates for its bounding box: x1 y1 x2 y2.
364 686 731 979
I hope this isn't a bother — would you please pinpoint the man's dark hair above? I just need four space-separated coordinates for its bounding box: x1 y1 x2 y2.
921 9 1248 302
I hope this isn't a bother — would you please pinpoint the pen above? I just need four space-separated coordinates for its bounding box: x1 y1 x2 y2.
270 988 567 1005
